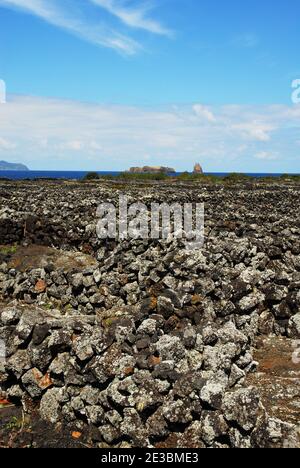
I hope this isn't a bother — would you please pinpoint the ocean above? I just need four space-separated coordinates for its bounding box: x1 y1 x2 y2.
0 171 296 180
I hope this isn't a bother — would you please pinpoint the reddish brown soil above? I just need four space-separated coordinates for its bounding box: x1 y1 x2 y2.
247 336 300 426
7 245 97 272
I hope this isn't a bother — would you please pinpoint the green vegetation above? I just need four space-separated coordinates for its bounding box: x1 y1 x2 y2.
42 303 53 311
5 416 23 431
177 172 221 183
82 171 100 181
100 174 115 180
280 174 300 181
223 173 253 182
116 172 168 181
83 171 300 185
0 245 17 256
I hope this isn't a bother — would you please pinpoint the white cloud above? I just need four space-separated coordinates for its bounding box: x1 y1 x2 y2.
254 151 278 161
193 104 216 123
59 140 84 151
0 95 300 171
0 80 6 104
231 121 275 142
0 0 170 54
0 137 16 150
90 0 172 36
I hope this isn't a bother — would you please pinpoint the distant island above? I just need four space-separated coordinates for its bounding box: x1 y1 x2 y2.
129 166 176 174
0 160 29 171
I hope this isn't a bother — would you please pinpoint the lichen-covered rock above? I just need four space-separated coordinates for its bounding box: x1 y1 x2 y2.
239 292 265 312
154 335 186 362
200 411 229 446
251 415 300 448
222 387 261 432
162 399 193 424
287 313 300 338
6 349 31 379
0 306 20 325
21 368 52 398
39 388 66 424
200 380 226 410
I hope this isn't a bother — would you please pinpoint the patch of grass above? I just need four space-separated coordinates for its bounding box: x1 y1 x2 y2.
257 174 300 184
103 317 119 328
177 172 198 181
5 416 23 431
177 172 221 183
117 172 168 181
223 173 253 182
0 245 18 256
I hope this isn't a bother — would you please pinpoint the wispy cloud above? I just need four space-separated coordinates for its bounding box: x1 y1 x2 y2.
231 33 260 49
90 0 172 36
0 95 299 172
255 151 278 161
231 121 275 142
0 136 16 150
0 0 170 54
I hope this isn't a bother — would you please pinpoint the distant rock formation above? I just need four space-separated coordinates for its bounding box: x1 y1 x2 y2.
0 160 29 171
193 163 203 174
129 166 176 174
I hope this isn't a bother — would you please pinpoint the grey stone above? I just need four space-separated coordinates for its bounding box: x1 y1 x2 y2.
71 273 84 289
0 306 20 325
39 388 65 424
21 368 52 398
200 411 228 446
287 313 300 338
86 405 104 425
222 387 260 432
154 335 186 362
239 292 265 312
200 381 226 410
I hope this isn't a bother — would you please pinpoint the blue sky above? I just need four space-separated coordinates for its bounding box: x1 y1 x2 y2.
0 0 300 172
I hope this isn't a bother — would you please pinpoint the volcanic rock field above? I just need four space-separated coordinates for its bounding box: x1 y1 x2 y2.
0 178 300 448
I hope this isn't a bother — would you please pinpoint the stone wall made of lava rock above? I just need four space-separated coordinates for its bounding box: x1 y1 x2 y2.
0 238 300 337
0 180 300 447
0 302 299 448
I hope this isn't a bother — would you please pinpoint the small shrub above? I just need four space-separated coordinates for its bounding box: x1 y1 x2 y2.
223 173 253 183
82 172 100 181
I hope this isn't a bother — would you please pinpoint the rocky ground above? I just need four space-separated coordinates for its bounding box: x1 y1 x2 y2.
0 178 299 448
